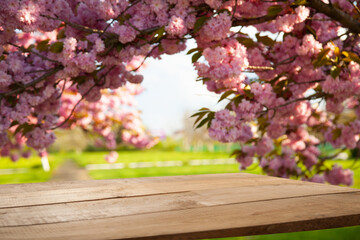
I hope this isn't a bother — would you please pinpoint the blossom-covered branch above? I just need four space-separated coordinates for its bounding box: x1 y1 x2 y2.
1 0 360 185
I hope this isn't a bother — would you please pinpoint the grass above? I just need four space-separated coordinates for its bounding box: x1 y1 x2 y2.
67 150 240 179
0 153 65 184
70 150 232 166
89 164 240 179
67 150 360 189
0 150 236 184
207 225 360 240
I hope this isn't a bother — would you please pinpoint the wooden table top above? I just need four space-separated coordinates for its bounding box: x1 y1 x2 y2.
0 173 360 240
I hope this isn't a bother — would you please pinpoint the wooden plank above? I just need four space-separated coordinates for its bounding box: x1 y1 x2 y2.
0 173 257 194
0 174 262 208
0 183 359 228
1 173 359 240
0 173 355 208
1 192 359 240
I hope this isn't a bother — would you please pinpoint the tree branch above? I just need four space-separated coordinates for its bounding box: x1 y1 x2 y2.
40 15 116 37
232 15 277 27
8 42 60 63
0 66 63 98
307 0 360 33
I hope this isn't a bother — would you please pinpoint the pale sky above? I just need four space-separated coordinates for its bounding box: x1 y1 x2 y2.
136 41 222 135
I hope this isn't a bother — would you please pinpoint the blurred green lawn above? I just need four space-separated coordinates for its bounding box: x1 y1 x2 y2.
0 153 66 184
71 150 241 179
1 149 359 239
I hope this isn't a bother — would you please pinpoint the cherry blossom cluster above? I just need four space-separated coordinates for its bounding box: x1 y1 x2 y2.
1 0 360 185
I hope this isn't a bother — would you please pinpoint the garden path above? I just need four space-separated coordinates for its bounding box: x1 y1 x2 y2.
51 159 90 181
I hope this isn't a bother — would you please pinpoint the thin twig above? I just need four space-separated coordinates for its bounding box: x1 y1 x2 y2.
258 93 324 116
8 42 59 63
52 86 94 130
100 0 141 36
41 14 115 37
246 65 274 70
273 55 297 67
232 15 277 27
25 69 56 74
348 0 360 15
232 0 238 19
288 79 325 85
53 65 116 129
0 66 63 98
132 46 157 72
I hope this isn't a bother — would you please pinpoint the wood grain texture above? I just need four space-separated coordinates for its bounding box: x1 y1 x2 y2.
0 173 359 240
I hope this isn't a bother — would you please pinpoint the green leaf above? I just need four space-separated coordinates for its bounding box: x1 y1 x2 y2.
207 112 215 128
274 79 288 93
190 110 208 118
216 9 231 15
192 51 202 63
313 48 330 68
116 43 123 52
246 138 259 144
330 41 341 57
191 108 212 127
306 25 317 39
243 89 254 99
218 90 236 103
193 112 208 126
313 57 330 68
22 124 34 135
258 117 269 133
267 5 283 17
269 73 287 85
230 149 243 157
255 33 275 47
342 51 360 64
36 40 50 52
14 123 34 135
236 37 255 48
332 128 342 141
56 29 66 40
195 117 210 129
194 111 215 129
72 75 87 84
14 125 24 135
153 26 165 42
292 0 308 5
317 48 331 61
117 14 131 25
10 121 19 128
193 16 209 33
187 48 202 55
233 94 244 106
5 96 17 107
330 66 341 79
49 42 64 53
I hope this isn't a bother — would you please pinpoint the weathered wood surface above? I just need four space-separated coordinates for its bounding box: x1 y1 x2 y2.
0 173 359 240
